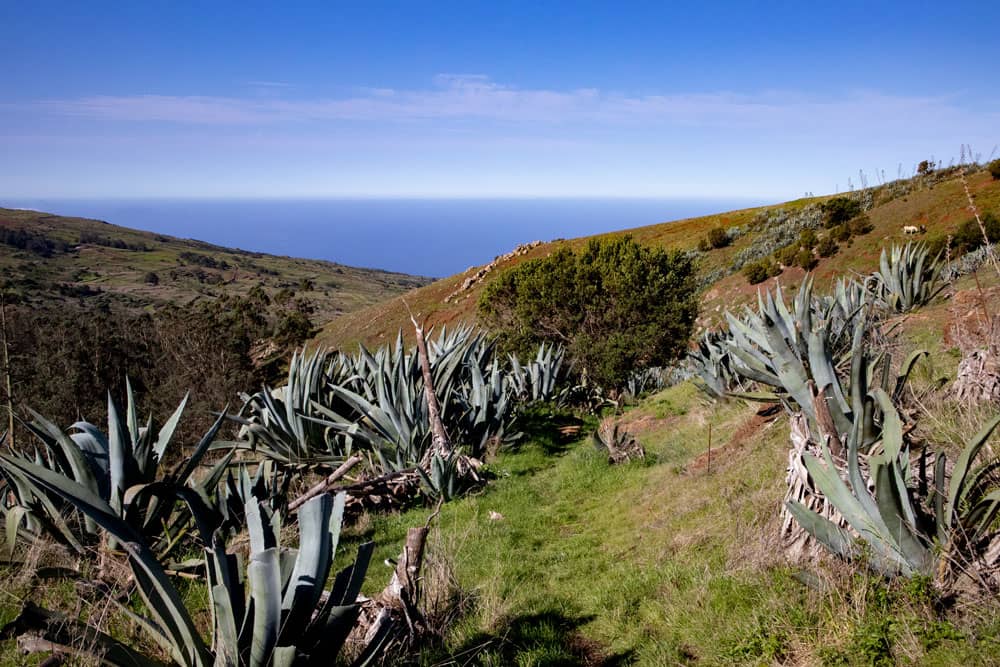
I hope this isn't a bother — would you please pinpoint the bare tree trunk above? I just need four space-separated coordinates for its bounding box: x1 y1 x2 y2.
1 290 14 449
409 313 452 462
287 455 362 512
362 526 430 647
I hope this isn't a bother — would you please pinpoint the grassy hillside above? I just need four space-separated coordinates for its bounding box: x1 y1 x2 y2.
332 283 1000 665
4 170 1000 666
315 168 1000 349
7 283 1000 665
0 207 431 324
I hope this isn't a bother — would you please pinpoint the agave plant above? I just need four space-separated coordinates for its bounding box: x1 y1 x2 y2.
226 348 349 466
0 451 391 667
872 241 946 313
787 389 1000 580
591 419 645 465
724 278 856 428
415 452 461 502
688 330 740 399
623 366 669 399
507 342 568 404
0 381 230 557
309 327 517 472
213 460 292 537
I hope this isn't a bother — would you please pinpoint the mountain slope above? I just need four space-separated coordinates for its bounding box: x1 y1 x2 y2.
315 168 1000 349
0 207 432 324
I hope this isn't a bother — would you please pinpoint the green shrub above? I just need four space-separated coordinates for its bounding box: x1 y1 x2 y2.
706 226 730 249
990 159 1000 180
821 197 862 227
479 235 698 388
953 213 1000 253
796 248 818 271
849 214 874 235
799 228 818 248
830 224 852 243
816 236 838 257
775 244 799 267
743 259 780 285
697 237 710 252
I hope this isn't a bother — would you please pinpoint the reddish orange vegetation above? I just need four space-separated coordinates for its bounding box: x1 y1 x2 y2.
316 171 1000 350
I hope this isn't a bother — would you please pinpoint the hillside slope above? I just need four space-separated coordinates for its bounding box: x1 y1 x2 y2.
0 207 432 324
315 168 1000 349
340 284 1000 664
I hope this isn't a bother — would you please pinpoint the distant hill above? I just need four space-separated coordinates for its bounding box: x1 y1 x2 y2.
314 167 1000 349
0 207 432 324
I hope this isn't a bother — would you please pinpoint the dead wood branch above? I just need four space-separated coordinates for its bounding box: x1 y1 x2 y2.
288 455 362 512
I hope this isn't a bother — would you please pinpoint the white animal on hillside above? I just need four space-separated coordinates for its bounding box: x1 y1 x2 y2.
903 225 920 235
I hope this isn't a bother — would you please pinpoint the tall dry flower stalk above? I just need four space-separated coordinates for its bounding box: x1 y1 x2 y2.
953 154 1000 403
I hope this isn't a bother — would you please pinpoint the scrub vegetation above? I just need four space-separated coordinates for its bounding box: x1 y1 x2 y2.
4 164 1000 665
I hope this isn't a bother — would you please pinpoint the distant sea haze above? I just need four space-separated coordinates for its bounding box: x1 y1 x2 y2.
4 198 768 277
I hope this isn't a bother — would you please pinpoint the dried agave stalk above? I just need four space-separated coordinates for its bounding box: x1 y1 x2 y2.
592 418 645 465
780 413 852 563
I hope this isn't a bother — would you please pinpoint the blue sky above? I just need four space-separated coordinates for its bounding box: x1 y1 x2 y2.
2 1 998 200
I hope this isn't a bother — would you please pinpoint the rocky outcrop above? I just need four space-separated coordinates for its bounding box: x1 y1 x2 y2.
444 240 543 302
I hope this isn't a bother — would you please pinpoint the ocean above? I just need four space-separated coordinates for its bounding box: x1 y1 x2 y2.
2 197 767 277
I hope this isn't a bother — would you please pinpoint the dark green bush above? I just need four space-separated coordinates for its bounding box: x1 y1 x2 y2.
796 248 818 271
990 159 1000 180
143 271 160 285
775 244 799 267
816 236 838 258
849 215 874 236
478 235 698 388
953 212 1000 254
821 197 863 227
706 227 731 249
830 224 852 243
697 237 711 252
743 259 780 285
799 228 818 248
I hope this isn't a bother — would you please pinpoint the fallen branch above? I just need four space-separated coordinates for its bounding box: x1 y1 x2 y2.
288 455 363 512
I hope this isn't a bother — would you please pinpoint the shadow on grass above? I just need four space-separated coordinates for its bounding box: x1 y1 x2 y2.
443 610 633 666
510 407 588 457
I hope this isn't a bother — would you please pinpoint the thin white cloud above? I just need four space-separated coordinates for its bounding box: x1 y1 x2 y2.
245 80 294 88
24 75 1000 138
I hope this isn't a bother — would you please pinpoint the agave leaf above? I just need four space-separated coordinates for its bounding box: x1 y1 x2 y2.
153 392 189 463
0 454 212 667
946 414 1000 528
5 505 28 558
802 448 899 569
248 547 282 667
279 493 344 642
0 466 85 551
174 408 229 486
786 500 855 559
893 350 928 402
872 459 928 575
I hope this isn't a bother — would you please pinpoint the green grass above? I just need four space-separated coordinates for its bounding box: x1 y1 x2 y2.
4 380 1000 664
7 286 1000 665
331 382 1000 665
